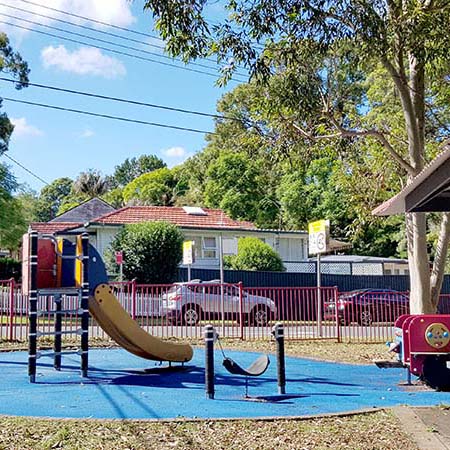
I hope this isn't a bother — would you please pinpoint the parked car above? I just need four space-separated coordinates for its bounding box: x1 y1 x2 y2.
161 280 277 326
323 289 409 326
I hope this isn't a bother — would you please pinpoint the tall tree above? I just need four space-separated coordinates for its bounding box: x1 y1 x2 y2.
34 178 73 222
123 167 187 206
144 0 450 314
73 169 108 198
111 154 166 187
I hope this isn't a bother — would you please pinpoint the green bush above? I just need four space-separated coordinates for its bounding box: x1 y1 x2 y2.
225 237 285 272
0 257 21 281
108 221 183 284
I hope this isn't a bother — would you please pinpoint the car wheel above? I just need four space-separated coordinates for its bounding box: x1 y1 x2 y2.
251 306 269 326
182 305 201 326
358 310 373 326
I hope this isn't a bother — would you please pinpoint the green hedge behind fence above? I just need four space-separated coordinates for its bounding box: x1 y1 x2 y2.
0 258 21 281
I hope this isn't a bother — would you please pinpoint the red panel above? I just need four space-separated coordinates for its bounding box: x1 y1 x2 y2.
408 315 450 354
402 315 417 363
36 239 56 289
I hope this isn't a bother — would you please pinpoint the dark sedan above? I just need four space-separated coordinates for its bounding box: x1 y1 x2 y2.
323 289 410 326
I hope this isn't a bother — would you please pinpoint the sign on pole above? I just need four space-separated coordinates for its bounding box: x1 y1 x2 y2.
308 219 330 255
183 241 195 265
115 251 123 265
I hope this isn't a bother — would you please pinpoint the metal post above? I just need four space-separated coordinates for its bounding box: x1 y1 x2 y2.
28 231 38 383
272 322 286 394
8 277 15 341
334 286 341 343
204 324 215 399
219 234 225 336
238 282 244 340
317 253 322 337
53 294 62 370
80 233 90 378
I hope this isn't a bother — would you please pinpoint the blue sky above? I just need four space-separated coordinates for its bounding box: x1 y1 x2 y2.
0 0 240 193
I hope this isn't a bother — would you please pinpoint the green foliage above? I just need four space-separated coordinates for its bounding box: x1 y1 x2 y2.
123 167 187 206
0 257 21 280
101 187 124 209
108 221 183 283
34 178 73 222
225 237 285 272
111 154 166 187
73 169 108 198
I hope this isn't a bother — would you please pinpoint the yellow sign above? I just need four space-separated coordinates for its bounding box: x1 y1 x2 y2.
308 219 330 255
183 241 195 265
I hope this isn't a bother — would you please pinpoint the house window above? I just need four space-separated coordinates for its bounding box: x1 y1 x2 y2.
202 237 217 259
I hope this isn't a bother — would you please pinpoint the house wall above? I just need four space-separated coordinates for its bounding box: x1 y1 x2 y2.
90 225 308 273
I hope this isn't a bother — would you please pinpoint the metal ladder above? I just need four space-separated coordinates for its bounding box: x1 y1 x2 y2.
28 232 90 383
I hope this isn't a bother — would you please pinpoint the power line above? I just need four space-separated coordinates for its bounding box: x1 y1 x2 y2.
0 20 246 82
16 0 164 41
0 10 247 79
10 0 251 72
0 1 249 75
3 97 214 135
0 77 243 123
2 153 49 185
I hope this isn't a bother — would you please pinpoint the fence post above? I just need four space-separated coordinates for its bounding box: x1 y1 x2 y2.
204 324 215 399
238 282 244 340
272 322 286 395
8 278 15 341
334 286 341 343
131 279 137 321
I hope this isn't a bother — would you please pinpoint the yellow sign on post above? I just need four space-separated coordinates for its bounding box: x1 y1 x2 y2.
183 241 195 265
308 219 330 255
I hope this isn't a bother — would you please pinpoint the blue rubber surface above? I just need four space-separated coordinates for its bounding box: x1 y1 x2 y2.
1 348 450 419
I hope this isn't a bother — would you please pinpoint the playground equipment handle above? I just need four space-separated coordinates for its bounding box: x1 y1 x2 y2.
40 234 84 260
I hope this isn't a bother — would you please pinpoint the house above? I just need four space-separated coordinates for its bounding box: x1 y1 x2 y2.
30 203 309 273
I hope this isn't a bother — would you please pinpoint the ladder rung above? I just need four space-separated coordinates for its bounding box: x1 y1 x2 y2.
36 349 83 359
38 288 82 296
37 309 83 316
37 329 83 337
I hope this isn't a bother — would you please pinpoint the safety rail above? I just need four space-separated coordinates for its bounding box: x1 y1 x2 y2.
2 278 450 343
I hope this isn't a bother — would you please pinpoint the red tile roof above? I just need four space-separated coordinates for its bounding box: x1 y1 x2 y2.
91 206 256 230
29 222 83 234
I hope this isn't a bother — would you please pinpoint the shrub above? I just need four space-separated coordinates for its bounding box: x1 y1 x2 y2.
109 221 183 284
226 237 285 272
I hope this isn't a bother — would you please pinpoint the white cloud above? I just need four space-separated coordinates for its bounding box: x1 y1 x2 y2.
80 129 95 138
164 146 187 158
0 0 135 39
41 45 126 78
10 117 44 138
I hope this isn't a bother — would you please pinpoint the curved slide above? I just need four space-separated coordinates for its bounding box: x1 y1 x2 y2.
89 284 193 363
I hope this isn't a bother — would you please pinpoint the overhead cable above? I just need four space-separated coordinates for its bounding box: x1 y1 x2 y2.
2 153 49 185
0 77 243 123
0 20 245 82
3 97 214 135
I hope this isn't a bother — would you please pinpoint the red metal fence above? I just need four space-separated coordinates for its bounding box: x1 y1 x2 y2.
1 278 449 343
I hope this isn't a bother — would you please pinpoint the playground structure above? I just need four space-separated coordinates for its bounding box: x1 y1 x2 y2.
22 231 193 382
376 314 450 391
204 323 286 399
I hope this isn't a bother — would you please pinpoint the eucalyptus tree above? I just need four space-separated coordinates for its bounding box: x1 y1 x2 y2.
143 0 450 314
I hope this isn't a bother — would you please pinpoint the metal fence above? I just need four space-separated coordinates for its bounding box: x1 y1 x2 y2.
1 278 449 344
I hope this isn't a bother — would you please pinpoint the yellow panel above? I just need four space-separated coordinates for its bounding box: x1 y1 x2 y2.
56 238 63 287
75 235 83 287
91 284 193 362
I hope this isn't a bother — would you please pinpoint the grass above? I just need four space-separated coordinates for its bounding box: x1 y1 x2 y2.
0 338 418 449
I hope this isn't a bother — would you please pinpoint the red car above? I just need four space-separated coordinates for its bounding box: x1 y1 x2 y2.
323 289 410 326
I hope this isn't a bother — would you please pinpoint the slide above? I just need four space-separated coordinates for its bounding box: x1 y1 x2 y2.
89 283 193 363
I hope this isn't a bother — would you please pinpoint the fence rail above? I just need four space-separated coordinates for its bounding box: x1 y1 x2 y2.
0 278 449 344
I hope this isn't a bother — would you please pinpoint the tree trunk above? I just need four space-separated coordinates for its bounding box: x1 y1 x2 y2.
406 212 433 313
